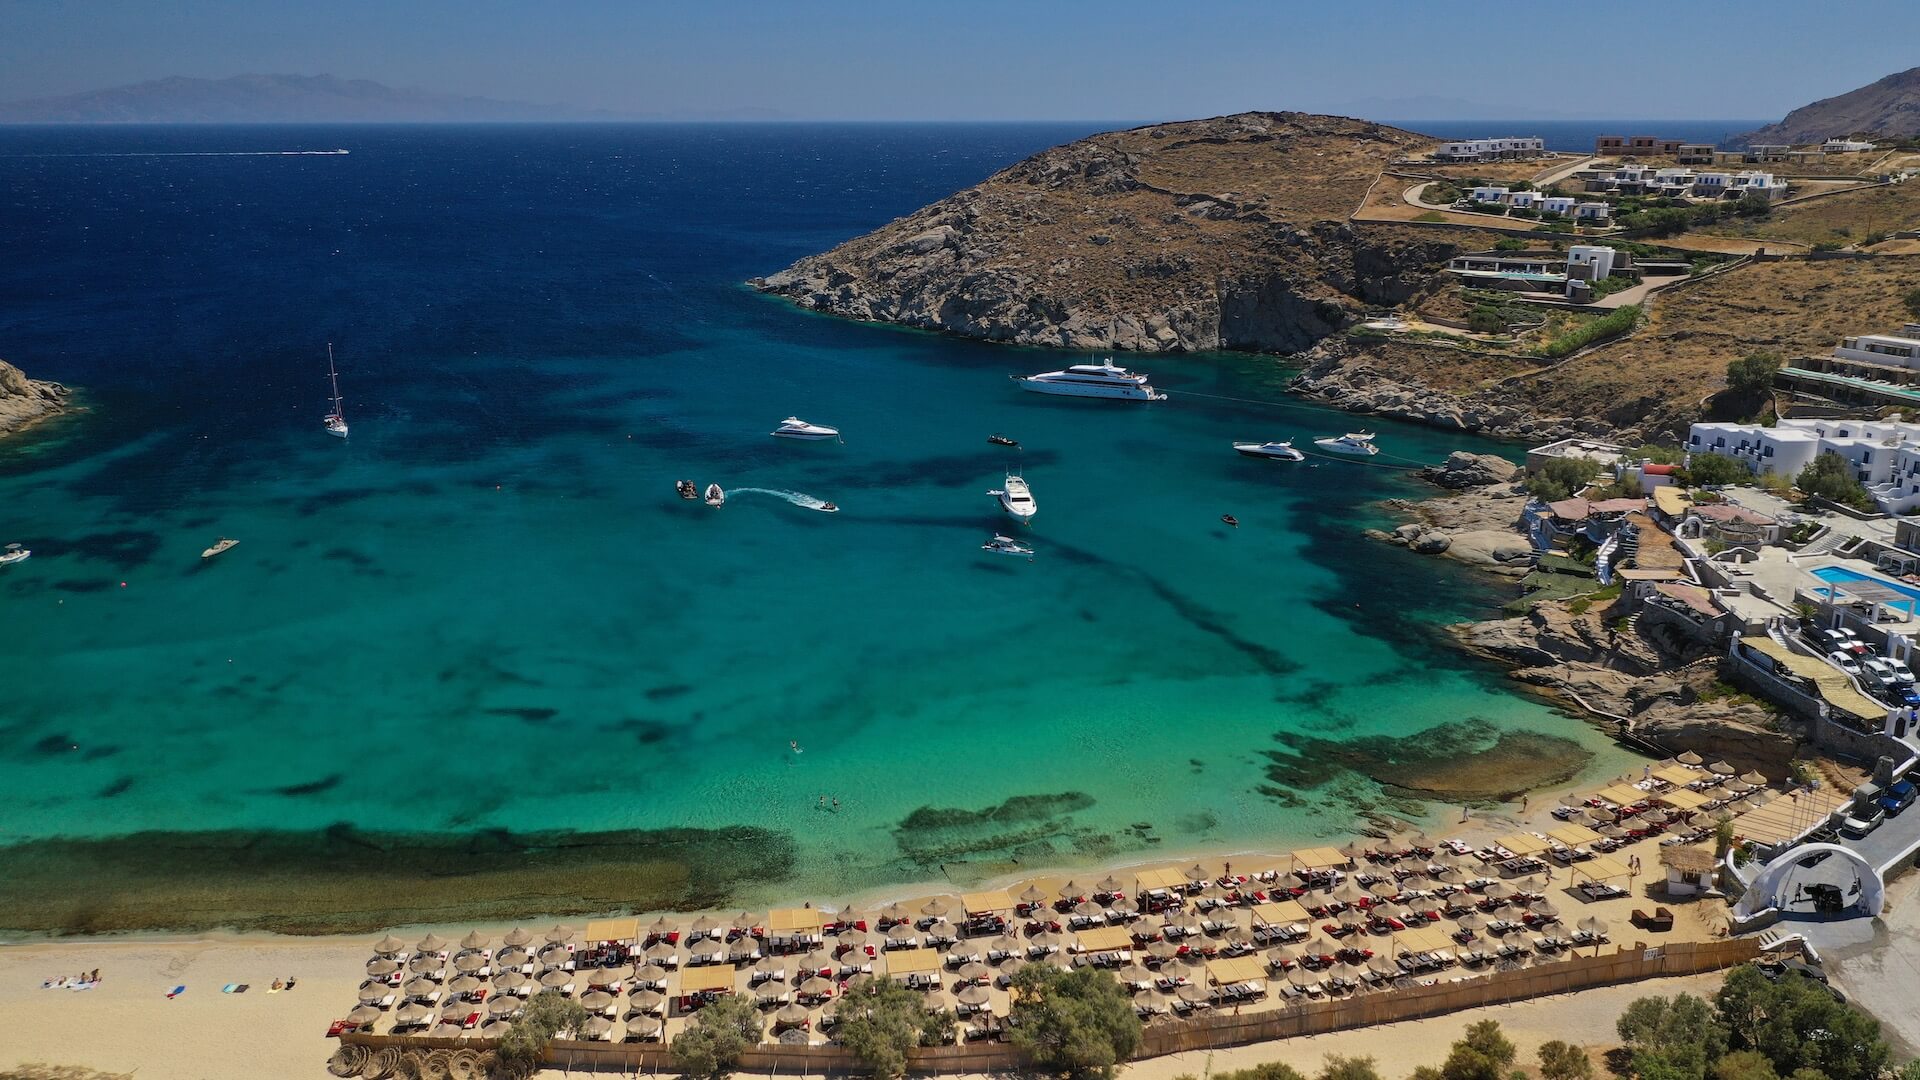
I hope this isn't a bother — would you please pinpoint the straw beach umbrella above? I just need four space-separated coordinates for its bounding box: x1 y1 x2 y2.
1018 884 1048 906
1577 915 1608 936
448 975 482 996
407 954 443 975
1482 881 1512 899
636 962 669 983
1740 770 1768 786
1709 761 1736 776
1177 983 1210 1004
1096 875 1124 895
644 942 677 962
774 1002 811 1025
877 903 910 924
1185 864 1209 883
373 934 406 956
1073 900 1105 919
357 983 389 1004
396 1001 431 1025
629 989 666 1013
957 984 991 1007
1454 912 1487 932
583 1015 614 1038
753 955 787 980
1676 751 1704 766
628 1014 664 1039
417 933 448 954
538 969 572 989
921 897 952 918
581 990 615 1011
347 1004 383 1026
956 961 990 982
544 924 576 944
454 952 487 974
646 916 676 938
731 911 758 932
489 994 522 1017
1367 952 1401 978
1531 900 1560 919
502 927 533 947
1330 879 1366 904
366 957 400 977
687 916 720 938
537 943 570 965
493 971 529 993
459 930 489 952
496 946 530 967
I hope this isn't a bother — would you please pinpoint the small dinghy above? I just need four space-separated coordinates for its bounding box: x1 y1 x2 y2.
201 538 239 560
1221 515 1239 528
1233 440 1304 461
703 484 726 508
982 534 1034 560
0 542 30 566
676 480 699 500
988 434 1019 447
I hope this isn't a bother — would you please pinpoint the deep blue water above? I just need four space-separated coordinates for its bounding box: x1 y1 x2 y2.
0 124 1639 902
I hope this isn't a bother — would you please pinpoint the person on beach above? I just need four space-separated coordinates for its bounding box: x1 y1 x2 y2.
1460 805 1469 823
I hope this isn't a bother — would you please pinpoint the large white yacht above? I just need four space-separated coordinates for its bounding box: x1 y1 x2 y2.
1313 432 1379 456
1233 440 1305 461
1013 359 1167 401
770 417 842 441
990 472 1037 522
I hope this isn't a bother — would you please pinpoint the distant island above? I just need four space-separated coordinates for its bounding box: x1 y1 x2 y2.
0 73 792 124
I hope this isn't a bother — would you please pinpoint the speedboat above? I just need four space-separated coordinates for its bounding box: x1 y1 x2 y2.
817 501 839 513
0 542 29 566
201 538 239 560
990 472 1036 522
704 484 726 508
676 480 699 500
988 434 1019 447
771 417 842 441
1221 515 1239 528
1314 433 1379 456
1233 440 1305 461
982 534 1035 560
1012 358 1167 401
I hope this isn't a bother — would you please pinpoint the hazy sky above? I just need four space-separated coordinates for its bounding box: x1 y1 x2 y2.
3 0 1916 120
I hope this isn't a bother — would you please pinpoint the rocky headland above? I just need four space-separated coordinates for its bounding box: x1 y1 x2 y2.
752 112 1489 354
0 359 71 438
1380 452 1796 773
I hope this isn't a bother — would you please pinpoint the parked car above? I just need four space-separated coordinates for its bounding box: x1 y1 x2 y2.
1885 657 1917 685
1889 778 1917 809
1754 959 1845 1002
1829 627 1875 657
1861 658 1904 695
1840 802 1886 838
1828 650 1863 677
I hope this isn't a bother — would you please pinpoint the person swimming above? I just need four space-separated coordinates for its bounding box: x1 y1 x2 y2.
790 740 803 754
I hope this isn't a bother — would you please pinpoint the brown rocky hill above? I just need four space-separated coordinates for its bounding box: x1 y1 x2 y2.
1735 67 1920 146
752 112 1478 354
0 359 71 436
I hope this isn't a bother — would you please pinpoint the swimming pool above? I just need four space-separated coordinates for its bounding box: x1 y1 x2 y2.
1810 565 1920 605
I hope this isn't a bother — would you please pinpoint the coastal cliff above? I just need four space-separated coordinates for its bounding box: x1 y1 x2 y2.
0 359 70 437
753 112 1478 353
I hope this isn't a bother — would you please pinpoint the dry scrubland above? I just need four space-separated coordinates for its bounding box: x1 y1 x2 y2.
1706 180 1920 246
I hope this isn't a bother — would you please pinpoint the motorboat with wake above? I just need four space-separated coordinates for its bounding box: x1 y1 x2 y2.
1012 358 1167 401
817 501 839 513
676 480 699 500
322 344 348 439
988 434 1019 447
982 534 1035 560
1314 432 1379 456
1221 515 1239 528
704 484 726 508
771 417 841 441
1233 440 1304 461
201 538 239 560
0 542 29 566
989 471 1036 522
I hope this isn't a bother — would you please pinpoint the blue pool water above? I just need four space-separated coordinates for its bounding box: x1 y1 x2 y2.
1811 565 1920 605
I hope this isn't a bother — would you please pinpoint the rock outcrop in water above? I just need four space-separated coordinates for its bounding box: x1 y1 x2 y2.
752 112 1475 354
0 359 70 437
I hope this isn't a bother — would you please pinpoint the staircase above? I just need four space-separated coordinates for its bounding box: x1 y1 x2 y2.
1796 529 1850 559
1595 533 1621 585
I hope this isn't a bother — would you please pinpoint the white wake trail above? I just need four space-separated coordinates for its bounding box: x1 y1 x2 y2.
729 487 832 511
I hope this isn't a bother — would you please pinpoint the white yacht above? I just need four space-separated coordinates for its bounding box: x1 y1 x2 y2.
1012 358 1167 401
1314 433 1379 456
770 417 841 441
990 472 1036 522
0 542 29 566
201 538 239 560
323 344 348 439
704 484 726 508
1233 440 1305 461
982 535 1035 559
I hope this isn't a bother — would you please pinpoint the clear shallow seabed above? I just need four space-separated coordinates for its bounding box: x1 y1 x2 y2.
0 124 1640 924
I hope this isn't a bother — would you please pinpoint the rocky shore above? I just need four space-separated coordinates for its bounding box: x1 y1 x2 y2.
1377 452 1797 773
0 359 72 438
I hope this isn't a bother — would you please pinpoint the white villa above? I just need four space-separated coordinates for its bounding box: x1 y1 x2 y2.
1824 138 1878 153
1578 165 1787 201
1435 136 1547 162
1833 326 1920 370
1687 416 1920 514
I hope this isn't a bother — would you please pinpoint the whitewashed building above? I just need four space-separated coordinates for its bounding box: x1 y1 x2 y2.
1575 202 1612 222
1435 137 1547 162
1824 138 1878 153
1687 415 1920 513
1469 185 1510 204
1834 325 1920 369
1538 195 1576 216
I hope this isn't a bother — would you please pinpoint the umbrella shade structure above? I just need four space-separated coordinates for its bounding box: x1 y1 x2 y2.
496 947 531 967
537 944 571 965
1739 770 1768 786
1330 880 1366 904
489 995 522 1016
539 969 573 989
920 898 952 918
1266 944 1300 965
1518 875 1550 895
836 929 871 949
595 962 635 984
1177 983 1211 1003
1676 751 1704 766
999 957 1028 976
1587 806 1618 826
877 904 910 923
373 935 407 956
584 1015 615 1038
544 924 576 944
347 1004 384 1026
1434 867 1468 884
731 911 758 931
395 1002 432 1024
459 930 489 952
1054 881 1082 901
1374 903 1410 922
1096 875 1124 895
1337 908 1367 928
502 927 534 947
774 1002 811 1024
1577 916 1609 936
1145 941 1181 961
454 953 487 974
628 1015 665 1039
636 963 669 983
1481 881 1512 899
1287 966 1317 989
798 975 837 997
447 975 482 995
1598 824 1630 839
416 933 449 954
727 939 760 962
754 955 788 978
581 990 615 1010
357 983 389 1004
1367 879 1400 898
687 916 720 937
925 920 958 940
646 916 677 936
956 985 992 1006
1186 864 1210 883
1118 963 1154 983
1073 900 1106 918
493 971 530 992
407 954 443 975
1367 953 1402 976
1162 911 1199 930
366 958 400 977
629 989 666 1011
1531 901 1560 919
1454 912 1487 931
1017 885 1048 905
956 961 990 981
1709 761 1735 776
481 1019 514 1037
644 943 678 961
886 923 917 943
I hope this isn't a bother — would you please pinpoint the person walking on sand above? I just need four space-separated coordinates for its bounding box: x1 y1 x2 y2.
1520 794 1528 812
1460 805 1470 823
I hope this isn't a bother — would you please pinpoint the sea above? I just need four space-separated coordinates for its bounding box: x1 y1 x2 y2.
0 123 1648 929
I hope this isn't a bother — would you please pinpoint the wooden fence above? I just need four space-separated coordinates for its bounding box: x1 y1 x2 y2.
342 938 1761 1074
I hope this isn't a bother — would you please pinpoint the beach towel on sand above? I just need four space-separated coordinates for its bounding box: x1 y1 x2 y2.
167 985 186 998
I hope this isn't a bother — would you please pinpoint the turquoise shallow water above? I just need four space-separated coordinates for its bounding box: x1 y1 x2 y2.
0 124 1639 906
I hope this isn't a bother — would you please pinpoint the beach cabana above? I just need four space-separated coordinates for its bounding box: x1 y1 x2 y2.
678 965 736 996
768 908 823 940
961 890 1015 915
1653 765 1700 787
1547 824 1601 848
1495 832 1551 857
885 948 940 980
1571 854 1633 883
1657 788 1711 812
1075 926 1132 953
1290 847 1348 872
1393 925 1454 956
1248 899 1310 927
1135 868 1189 893
1205 955 1265 986
1596 784 1649 807
584 917 641 944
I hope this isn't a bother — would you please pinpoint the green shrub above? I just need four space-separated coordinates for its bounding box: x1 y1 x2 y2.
1467 307 1506 334
1726 351 1782 398
1683 453 1749 487
1008 965 1142 1079
1538 1041 1596 1080
1494 237 1529 251
1528 456 1603 501
497 991 590 1079
1415 211 1447 223
670 993 763 1080
1795 451 1875 510
1539 305 1640 358
835 976 949 1078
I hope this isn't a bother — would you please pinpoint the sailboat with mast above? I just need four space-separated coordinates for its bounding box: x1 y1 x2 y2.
323 344 349 439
